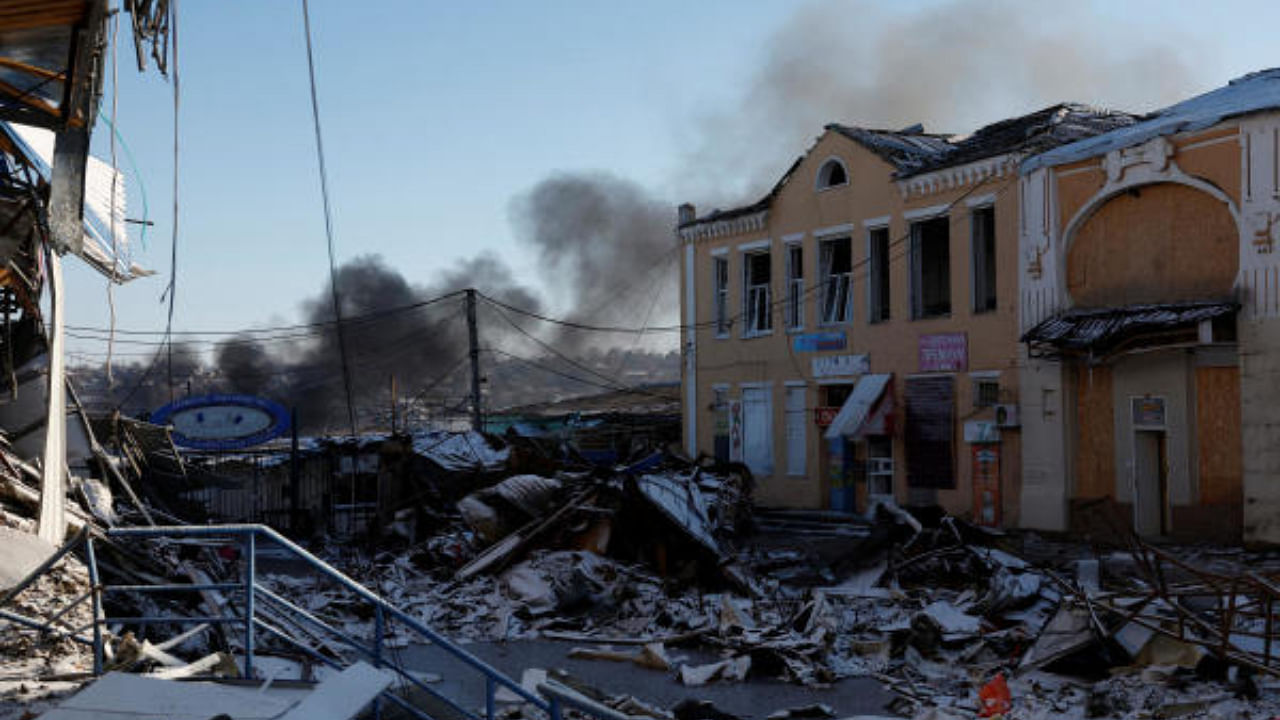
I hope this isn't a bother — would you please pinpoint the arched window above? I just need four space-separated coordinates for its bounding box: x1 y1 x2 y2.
816 158 849 190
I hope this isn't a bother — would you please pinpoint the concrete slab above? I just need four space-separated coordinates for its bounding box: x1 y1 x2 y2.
37 672 305 719
38 662 393 720
0 527 56 591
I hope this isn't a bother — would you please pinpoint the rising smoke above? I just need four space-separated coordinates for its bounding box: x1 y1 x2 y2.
89 0 1207 427
510 172 676 351
210 253 546 431
679 0 1207 205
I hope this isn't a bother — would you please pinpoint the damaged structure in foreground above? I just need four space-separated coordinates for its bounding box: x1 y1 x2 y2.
679 68 1280 544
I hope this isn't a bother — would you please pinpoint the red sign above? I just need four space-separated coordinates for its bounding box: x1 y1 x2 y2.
972 445 1001 527
919 332 968 372
813 406 839 427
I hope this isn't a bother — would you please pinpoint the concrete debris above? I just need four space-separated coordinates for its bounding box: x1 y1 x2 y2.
678 655 750 686
9 433 1280 720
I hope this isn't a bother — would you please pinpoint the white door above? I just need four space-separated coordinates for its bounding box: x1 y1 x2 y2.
785 386 806 477
742 387 774 478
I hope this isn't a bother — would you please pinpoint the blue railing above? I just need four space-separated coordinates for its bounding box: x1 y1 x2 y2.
0 524 581 720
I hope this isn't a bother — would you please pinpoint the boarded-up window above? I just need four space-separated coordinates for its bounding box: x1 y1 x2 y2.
905 376 954 488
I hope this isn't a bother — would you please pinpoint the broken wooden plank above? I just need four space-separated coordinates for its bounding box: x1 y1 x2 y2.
147 652 238 680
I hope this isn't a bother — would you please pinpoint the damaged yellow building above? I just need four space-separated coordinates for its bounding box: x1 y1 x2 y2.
1019 69 1280 544
678 105 1133 523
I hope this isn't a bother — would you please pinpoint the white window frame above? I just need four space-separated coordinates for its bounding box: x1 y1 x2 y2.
740 383 775 478
818 236 852 325
866 435 894 498
712 255 730 338
815 156 850 191
741 249 773 337
784 241 804 331
972 375 1000 408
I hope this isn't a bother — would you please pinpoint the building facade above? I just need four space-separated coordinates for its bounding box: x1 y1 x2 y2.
679 107 1130 522
1018 69 1280 544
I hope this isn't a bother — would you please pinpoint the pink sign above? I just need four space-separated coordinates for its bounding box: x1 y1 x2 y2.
919 332 968 372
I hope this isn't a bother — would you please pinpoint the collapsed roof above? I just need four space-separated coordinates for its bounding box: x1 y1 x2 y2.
904 103 1138 178
1024 68 1280 173
825 124 954 174
679 104 1135 230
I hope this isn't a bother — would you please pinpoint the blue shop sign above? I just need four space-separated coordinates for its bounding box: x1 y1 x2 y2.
792 331 847 352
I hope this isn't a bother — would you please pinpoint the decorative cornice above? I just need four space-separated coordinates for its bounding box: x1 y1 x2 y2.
678 209 769 244
897 154 1016 199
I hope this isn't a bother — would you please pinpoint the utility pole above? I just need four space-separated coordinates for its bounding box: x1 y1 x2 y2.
389 374 397 435
466 288 483 432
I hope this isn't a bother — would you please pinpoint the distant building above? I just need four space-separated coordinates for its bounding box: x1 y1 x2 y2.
678 106 1132 522
1018 69 1280 544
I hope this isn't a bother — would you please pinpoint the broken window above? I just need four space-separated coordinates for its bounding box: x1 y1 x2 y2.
712 256 729 336
785 244 804 330
868 227 891 323
819 237 852 324
910 216 951 319
971 206 996 313
742 250 772 335
817 158 848 189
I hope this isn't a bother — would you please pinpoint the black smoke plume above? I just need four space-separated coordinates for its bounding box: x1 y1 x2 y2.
510 172 676 351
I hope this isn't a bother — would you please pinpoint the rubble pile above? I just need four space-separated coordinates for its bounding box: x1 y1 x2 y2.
8 429 1280 719
256 456 1280 720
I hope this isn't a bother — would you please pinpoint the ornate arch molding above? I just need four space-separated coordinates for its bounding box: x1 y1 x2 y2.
1056 136 1241 300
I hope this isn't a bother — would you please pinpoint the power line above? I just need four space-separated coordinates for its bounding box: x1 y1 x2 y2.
67 289 467 337
163 0 180 402
301 0 357 440
482 298 648 394
483 348 670 399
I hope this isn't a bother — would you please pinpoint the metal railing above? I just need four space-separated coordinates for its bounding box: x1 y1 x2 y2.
0 524 577 720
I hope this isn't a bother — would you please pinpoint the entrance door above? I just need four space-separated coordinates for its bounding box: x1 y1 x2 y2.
1133 430 1167 537
742 387 774 478
866 436 894 506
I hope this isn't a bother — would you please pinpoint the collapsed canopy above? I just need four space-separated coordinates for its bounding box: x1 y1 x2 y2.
1021 300 1237 358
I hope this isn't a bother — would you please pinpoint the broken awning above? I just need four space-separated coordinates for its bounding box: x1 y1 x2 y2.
824 373 892 441
635 472 721 556
0 122 151 281
1021 300 1237 357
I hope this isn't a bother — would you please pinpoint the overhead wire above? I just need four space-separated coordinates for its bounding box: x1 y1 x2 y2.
302 0 356 440
105 7 120 390
68 288 467 337
163 0 179 402
482 297 671 398
482 348 661 397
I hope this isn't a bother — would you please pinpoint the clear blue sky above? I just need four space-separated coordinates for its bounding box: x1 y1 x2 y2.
62 0 1280 364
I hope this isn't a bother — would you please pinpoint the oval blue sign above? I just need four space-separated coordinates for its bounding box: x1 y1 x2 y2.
151 394 291 451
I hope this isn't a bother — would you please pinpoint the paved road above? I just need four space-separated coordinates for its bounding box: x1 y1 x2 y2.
395 638 895 719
